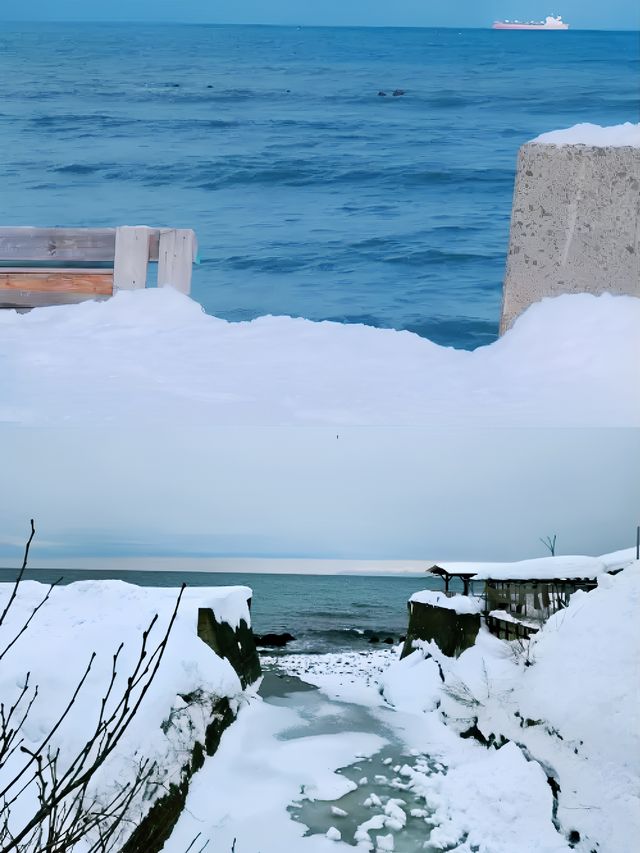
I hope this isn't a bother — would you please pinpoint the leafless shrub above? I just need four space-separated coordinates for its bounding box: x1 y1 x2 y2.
0 520 185 853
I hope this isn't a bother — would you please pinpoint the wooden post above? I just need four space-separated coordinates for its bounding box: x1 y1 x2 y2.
157 229 196 295
113 226 151 291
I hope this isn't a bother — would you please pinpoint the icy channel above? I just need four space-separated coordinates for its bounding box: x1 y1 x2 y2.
265 670 441 852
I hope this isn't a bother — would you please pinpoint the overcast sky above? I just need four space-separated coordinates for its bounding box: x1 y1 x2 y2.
0 1 637 29
1 427 638 564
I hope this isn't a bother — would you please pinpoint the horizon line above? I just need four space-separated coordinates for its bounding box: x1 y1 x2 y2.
0 20 637 32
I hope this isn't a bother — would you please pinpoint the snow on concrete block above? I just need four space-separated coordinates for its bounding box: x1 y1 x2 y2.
531 122 640 147
402 598 481 659
409 590 482 615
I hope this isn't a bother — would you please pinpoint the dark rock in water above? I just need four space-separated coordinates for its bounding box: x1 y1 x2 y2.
382 636 394 644
368 635 380 643
255 632 296 647
392 89 405 96
206 84 213 88
377 90 387 96
568 830 581 846
399 635 406 643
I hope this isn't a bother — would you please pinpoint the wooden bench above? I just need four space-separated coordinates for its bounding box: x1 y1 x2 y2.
0 226 197 309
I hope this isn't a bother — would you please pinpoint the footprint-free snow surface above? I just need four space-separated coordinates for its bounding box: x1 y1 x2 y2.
1 289 638 426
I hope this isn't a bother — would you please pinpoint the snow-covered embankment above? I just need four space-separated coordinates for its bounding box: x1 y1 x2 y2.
0 580 260 852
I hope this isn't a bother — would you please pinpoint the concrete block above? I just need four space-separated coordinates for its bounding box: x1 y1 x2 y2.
500 143 640 333
401 600 480 659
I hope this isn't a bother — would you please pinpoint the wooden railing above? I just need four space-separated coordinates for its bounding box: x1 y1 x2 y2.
486 614 539 641
0 226 197 309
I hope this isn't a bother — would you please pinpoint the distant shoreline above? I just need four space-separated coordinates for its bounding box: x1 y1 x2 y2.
0 556 429 577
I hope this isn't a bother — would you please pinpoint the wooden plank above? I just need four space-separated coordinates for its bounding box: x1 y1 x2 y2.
113 226 151 290
0 270 113 295
0 228 117 263
157 229 196 295
0 292 111 309
0 227 168 263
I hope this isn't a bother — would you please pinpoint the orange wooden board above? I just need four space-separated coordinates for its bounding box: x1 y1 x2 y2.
0 270 113 296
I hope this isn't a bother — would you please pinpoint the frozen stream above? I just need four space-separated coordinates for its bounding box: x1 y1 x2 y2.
266 672 440 851
163 654 443 853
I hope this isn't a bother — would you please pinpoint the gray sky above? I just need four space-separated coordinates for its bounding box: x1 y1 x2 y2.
0 1 638 29
1 427 638 564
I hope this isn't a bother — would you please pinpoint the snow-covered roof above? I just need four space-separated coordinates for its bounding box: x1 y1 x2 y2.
410 590 483 615
530 122 640 148
429 555 608 581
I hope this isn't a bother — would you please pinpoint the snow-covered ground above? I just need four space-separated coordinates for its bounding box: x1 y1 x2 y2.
169 556 639 853
1 560 637 852
1 288 638 426
0 580 253 851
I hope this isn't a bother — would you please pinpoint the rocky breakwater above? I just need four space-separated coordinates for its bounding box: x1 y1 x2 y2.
401 590 482 659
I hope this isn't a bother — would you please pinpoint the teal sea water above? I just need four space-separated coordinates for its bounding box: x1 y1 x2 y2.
0 24 637 348
0 568 444 653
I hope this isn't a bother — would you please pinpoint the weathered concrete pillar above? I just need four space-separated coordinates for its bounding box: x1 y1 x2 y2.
500 142 640 333
401 600 480 659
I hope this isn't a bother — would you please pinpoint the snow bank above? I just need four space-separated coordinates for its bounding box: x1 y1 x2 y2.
531 122 640 147
410 590 482 614
378 559 640 852
432 554 607 580
519 563 640 769
422 742 569 853
0 580 252 848
1 288 638 426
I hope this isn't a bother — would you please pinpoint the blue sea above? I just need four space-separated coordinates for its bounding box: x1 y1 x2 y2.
0 24 637 348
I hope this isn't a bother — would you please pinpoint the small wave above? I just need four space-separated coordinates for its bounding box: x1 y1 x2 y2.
53 163 102 175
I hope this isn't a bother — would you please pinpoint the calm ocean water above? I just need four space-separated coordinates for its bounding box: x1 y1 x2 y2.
0 567 444 653
0 24 637 348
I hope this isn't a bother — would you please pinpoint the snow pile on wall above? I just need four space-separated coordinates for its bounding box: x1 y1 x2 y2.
379 560 640 852
0 580 252 848
1 288 638 426
409 590 482 614
531 122 640 147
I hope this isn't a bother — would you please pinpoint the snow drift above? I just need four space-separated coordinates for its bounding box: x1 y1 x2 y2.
1 288 638 426
0 580 253 850
380 560 640 853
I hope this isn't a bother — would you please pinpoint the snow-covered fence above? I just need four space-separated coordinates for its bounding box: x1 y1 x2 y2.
0 226 198 309
500 125 640 333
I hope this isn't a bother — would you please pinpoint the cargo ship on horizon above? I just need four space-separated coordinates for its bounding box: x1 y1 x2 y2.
492 15 569 29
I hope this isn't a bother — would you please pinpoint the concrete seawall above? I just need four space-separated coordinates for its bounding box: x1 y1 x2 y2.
500 142 640 333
